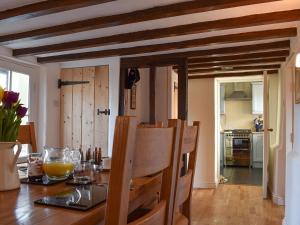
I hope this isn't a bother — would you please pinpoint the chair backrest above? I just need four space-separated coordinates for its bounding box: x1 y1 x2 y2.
138 122 164 128
17 122 37 153
105 116 181 225
169 120 200 224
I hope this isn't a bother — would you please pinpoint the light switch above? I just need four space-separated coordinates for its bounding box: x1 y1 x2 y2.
296 53 300 68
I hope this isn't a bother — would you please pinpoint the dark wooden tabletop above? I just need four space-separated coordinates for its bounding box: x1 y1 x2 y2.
0 172 160 225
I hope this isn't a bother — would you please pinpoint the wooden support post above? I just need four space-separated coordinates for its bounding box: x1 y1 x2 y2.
177 59 188 120
118 67 127 116
177 59 188 175
149 66 156 124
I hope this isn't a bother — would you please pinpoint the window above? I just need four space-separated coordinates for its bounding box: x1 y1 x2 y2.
0 68 30 157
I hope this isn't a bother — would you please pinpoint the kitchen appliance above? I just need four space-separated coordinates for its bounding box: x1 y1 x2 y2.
224 129 251 167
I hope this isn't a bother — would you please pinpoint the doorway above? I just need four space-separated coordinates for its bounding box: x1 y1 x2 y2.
60 66 109 157
215 76 268 195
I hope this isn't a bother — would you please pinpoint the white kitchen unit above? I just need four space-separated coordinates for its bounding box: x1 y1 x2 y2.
220 132 224 167
252 82 263 114
252 132 263 168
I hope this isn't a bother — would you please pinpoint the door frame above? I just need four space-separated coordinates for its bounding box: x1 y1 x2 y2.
214 76 265 194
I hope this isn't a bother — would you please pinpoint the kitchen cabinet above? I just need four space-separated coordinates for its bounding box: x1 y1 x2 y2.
252 132 263 168
252 82 263 114
220 84 225 114
220 133 224 167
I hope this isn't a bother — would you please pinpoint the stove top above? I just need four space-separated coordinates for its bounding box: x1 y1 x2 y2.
224 129 251 133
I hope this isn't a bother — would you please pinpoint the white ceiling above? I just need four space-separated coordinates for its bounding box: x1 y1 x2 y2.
0 0 300 61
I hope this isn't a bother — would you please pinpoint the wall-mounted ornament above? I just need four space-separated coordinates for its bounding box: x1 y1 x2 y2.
125 68 140 89
130 84 137 109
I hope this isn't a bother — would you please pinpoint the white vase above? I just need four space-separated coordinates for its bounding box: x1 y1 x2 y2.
0 142 22 191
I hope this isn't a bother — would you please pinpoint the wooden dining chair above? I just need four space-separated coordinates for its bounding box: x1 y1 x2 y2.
17 122 38 153
138 121 164 128
105 116 182 225
168 120 200 225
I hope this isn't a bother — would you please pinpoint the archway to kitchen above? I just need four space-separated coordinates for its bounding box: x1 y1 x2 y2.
215 75 272 198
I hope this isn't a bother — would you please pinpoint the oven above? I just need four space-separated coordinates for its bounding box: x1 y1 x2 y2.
224 129 251 167
232 137 250 150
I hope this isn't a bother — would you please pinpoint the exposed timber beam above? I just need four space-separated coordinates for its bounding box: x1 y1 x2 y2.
13 8 299 56
0 0 280 44
187 57 287 69
0 0 115 24
37 28 295 63
188 70 278 79
188 64 281 74
188 50 290 64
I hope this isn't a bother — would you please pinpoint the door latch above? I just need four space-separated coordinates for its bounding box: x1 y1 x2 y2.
97 109 110 116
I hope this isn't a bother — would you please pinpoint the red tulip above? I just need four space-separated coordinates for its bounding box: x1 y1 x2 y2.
17 106 28 118
2 91 19 107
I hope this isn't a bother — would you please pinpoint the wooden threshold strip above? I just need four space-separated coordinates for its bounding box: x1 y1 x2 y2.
188 70 278 79
0 0 280 44
36 28 295 63
13 8 298 56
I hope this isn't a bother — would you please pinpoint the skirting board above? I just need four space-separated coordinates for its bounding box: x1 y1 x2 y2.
272 193 285 206
282 218 286 225
193 182 218 189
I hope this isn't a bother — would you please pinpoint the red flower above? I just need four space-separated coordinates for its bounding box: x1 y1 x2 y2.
17 106 28 118
2 91 19 108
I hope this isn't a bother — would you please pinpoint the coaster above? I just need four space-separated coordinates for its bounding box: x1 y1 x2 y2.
20 176 67 186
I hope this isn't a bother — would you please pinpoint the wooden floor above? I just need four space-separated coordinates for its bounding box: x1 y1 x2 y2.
191 185 284 225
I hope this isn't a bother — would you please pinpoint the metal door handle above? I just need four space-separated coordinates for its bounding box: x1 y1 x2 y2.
262 128 273 132
97 109 110 116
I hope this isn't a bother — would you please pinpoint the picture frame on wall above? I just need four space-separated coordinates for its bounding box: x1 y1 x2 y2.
130 84 137 109
295 68 300 104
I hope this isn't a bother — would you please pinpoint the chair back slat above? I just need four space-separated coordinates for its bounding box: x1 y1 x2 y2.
138 122 164 128
182 126 198 154
174 170 193 208
128 201 166 225
105 116 181 225
169 120 200 225
17 122 37 152
133 128 174 178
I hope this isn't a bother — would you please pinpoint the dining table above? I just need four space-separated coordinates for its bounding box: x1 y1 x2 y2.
0 169 161 225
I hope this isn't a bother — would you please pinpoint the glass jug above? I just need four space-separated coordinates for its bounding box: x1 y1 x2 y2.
43 147 81 180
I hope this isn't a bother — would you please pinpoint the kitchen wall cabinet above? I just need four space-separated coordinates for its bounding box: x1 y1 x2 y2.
252 132 263 168
220 84 225 114
252 82 263 114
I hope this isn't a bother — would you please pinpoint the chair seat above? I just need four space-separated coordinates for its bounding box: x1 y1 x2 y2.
174 212 188 225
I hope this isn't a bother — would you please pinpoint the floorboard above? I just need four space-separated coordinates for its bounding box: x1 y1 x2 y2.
191 185 284 225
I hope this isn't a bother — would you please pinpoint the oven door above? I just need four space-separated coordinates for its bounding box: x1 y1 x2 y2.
232 138 250 150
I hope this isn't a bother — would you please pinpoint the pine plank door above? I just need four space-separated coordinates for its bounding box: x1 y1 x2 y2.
60 66 109 157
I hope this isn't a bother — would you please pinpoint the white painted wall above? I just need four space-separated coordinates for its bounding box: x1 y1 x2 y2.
124 68 150 123
283 23 300 225
188 78 217 188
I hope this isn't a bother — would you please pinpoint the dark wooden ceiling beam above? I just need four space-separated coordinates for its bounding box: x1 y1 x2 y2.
188 50 289 64
122 42 289 68
0 0 115 24
0 0 280 44
187 57 287 69
188 64 281 74
13 8 299 56
36 28 295 63
188 70 278 79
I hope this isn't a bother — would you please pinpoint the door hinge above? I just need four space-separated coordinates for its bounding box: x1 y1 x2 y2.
58 79 89 88
97 109 110 116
